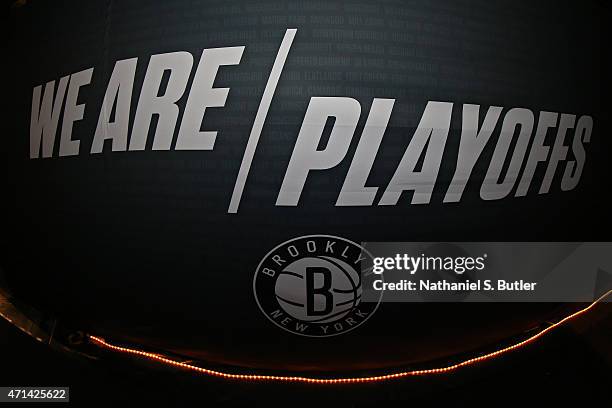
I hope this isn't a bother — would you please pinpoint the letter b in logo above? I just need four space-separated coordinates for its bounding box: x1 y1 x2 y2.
306 267 333 316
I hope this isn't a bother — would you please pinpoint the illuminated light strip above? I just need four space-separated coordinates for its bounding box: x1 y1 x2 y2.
89 290 610 384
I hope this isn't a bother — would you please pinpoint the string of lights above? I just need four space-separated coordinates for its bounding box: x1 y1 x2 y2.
88 289 611 384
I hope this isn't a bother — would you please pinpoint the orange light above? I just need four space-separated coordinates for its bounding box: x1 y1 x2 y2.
89 289 611 384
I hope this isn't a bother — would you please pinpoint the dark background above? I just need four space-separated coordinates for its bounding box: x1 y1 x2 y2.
2 0 611 404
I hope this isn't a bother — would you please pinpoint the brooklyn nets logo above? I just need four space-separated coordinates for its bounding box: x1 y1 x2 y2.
253 235 381 337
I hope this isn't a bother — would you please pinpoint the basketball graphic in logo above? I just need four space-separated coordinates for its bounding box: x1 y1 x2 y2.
254 235 381 337
275 256 362 323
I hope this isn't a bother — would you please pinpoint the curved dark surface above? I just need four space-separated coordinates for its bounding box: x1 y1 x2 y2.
3 0 608 371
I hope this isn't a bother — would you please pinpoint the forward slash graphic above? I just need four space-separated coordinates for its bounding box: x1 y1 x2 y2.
228 28 297 213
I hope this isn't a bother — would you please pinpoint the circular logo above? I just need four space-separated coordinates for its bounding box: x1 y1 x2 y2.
253 235 381 337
